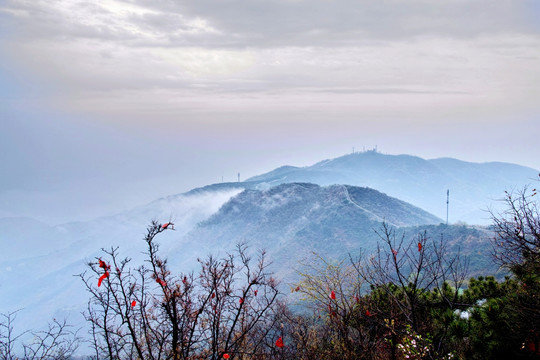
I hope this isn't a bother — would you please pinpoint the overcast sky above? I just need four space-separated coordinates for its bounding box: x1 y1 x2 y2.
1 0 539 224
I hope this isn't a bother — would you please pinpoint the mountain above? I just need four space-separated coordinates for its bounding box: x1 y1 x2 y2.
1 151 526 354
0 217 69 262
187 183 441 242
246 151 539 224
0 182 444 336
170 183 497 282
0 187 243 341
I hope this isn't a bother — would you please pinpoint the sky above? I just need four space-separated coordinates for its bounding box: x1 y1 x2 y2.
1 0 539 224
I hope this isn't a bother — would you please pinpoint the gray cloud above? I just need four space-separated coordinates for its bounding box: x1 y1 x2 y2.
2 0 539 48
127 0 540 46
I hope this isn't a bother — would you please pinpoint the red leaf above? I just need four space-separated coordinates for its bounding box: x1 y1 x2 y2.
156 278 167 287
161 222 174 230
223 353 230 359
330 290 336 300
365 310 372 317
275 336 284 348
211 293 216 299
98 271 110 287
254 290 258 296
131 300 136 307
418 242 422 252
98 259 106 269
239 298 244 304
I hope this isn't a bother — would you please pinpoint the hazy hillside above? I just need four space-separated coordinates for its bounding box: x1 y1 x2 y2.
0 217 69 262
247 151 538 224
398 223 499 278
169 183 441 280
170 183 496 281
0 182 443 333
0 187 243 338
0 152 523 353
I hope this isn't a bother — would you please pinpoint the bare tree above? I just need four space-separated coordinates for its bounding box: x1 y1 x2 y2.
80 221 281 360
0 310 26 360
0 310 81 360
360 223 469 358
294 253 380 360
357 223 468 331
491 182 540 273
292 223 469 360
490 178 540 355
22 318 81 359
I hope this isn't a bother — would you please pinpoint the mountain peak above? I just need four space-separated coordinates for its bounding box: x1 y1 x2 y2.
245 152 538 224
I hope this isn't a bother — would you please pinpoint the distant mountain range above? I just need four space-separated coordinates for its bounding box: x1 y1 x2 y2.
182 151 538 224
0 152 535 354
246 151 538 224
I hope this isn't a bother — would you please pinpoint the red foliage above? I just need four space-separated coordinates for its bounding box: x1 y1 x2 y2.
161 222 174 230
98 271 110 287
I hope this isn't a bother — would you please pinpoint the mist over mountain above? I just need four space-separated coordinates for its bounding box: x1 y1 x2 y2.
177 183 434 268
0 181 445 339
170 183 496 282
0 152 529 354
0 188 243 337
247 151 539 224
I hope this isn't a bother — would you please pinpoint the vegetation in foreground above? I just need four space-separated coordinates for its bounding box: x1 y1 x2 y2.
1 183 539 359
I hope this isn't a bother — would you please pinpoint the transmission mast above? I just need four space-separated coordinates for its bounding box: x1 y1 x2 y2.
446 189 450 225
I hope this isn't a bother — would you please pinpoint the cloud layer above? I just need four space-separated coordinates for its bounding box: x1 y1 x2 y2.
1 0 539 222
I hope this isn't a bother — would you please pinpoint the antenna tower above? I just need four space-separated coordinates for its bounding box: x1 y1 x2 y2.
446 189 450 225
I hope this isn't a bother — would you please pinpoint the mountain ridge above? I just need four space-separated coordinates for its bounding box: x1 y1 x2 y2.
244 151 538 224
0 151 531 350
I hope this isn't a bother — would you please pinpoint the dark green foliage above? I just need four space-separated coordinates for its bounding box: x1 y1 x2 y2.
289 208 540 360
